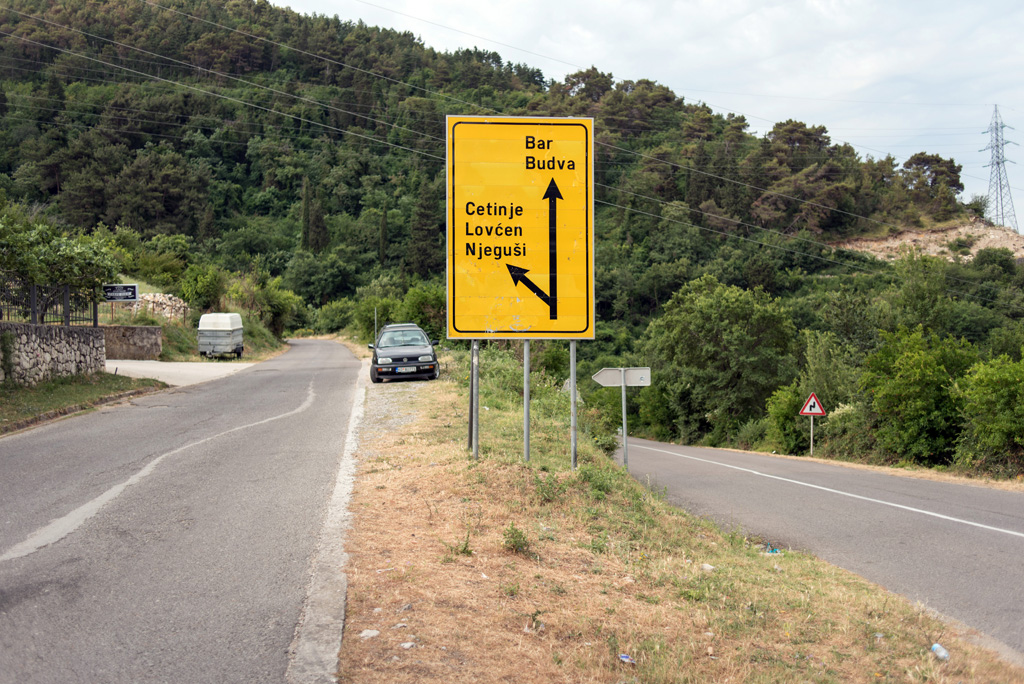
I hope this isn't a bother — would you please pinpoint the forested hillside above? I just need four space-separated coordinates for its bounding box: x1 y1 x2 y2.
1 0 1022 475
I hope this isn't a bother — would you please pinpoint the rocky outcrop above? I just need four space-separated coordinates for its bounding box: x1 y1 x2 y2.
125 293 189 320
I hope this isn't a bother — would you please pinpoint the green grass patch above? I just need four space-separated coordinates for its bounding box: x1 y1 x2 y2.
1 372 165 431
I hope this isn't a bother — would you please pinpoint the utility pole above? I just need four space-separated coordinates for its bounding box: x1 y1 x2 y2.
982 105 1019 233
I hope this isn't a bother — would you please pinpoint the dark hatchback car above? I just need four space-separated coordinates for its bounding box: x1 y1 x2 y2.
368 323 440 383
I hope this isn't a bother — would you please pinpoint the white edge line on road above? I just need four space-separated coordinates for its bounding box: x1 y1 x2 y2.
0 380 317 563
286 359 368 684
636 443 1024 541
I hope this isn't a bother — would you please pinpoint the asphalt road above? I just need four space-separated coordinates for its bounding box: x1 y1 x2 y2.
623 437 1024 662
0 340 362 684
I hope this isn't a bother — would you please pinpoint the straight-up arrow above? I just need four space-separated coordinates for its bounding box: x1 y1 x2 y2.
543 178 562 320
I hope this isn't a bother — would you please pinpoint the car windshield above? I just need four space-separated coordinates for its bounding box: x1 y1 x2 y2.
378 330 428 348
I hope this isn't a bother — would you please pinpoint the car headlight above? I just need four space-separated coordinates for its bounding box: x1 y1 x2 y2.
418 355 434 362
377 357 392 364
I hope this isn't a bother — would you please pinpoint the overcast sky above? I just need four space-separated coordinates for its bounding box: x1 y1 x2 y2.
273 0 1023 228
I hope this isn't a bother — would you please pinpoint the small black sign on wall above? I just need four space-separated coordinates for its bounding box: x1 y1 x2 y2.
102 284 139 302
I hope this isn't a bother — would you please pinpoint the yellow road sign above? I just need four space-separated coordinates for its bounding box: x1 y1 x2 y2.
447 116 594 339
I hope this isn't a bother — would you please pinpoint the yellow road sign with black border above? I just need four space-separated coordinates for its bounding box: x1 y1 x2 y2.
447 116 594 339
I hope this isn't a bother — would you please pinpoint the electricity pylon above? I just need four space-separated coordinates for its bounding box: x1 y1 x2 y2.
982 105 1019 233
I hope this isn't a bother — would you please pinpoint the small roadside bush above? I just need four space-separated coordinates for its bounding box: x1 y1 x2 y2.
315 299 353 333
735 417 768 451
818 402 881 463
764 382 807 455
502 522 531 555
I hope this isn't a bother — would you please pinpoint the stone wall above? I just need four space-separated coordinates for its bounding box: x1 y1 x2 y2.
124 293 189 320
103 325 162 360
0 321 105 387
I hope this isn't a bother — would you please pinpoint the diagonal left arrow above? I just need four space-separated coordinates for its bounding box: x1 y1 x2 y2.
506 264 550 304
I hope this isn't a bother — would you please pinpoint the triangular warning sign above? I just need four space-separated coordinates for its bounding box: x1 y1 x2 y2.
799 393 826 416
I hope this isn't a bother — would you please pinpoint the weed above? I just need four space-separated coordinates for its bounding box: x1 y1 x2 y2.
502 522 531 555
532 471 565 503
442 528 473 558
576 463 617 500
499 581 520 598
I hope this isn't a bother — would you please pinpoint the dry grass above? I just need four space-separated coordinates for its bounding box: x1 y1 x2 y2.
337 370 1024 683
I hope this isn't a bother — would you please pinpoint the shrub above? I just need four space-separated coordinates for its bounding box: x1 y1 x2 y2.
735 417 768 451
315 299 353 333
502 522 531 555
818 402 880 462
353 296 400 341
861 326 977 465
764 381 807 454
177 264 226 311
395 282 445 341
953 355 1024 476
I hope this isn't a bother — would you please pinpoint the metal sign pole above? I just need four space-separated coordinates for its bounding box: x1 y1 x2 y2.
468 340 475 451
523 340 530 462
810 415 814 457
570 340 577 470
471 341 480 460
620 368 629 469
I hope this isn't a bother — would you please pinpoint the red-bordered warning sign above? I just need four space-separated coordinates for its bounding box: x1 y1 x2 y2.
799 393 826 416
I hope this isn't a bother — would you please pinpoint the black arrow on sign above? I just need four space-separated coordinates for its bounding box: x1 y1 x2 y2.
543 178 562 319
506 179 562 319
506 264 549 304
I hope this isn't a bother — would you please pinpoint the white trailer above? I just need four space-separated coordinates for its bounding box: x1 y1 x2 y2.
198 313 244 358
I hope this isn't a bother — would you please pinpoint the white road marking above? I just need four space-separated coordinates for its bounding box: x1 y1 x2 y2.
0 381 317 563
635 443 1024 540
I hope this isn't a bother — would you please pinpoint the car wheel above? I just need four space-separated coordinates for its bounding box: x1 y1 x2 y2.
371 368 382 383
431 364 440 380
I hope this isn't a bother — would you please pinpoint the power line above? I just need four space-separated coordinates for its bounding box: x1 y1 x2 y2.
105 1 986 234
1 6 447 147
0 28 445 161
0 2 1014 308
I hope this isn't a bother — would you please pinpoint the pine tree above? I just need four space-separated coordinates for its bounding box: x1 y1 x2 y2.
378 201 388 266
300 176 311 251
406 180 442 277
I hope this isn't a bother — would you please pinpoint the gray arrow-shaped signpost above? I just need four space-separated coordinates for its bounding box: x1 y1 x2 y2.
593 367 651 470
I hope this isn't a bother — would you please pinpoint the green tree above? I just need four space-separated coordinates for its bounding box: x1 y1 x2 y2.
178 264 226 311
901 152 964 195
954 355 1024 475
406 179 443 278
861 326 977 465
642 275 797 442
0 204 117 287
396 280 445 341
